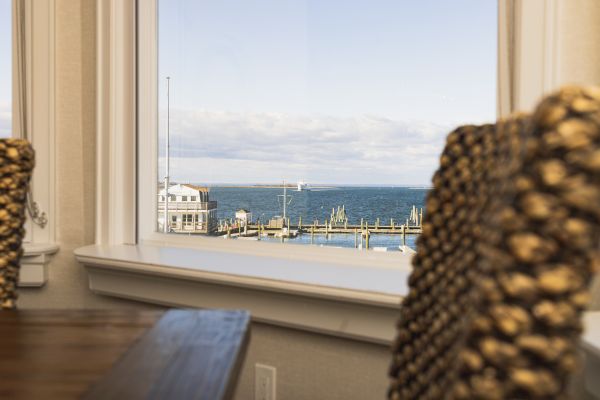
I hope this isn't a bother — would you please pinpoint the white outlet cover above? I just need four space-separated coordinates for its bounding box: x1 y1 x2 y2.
255 363 276 400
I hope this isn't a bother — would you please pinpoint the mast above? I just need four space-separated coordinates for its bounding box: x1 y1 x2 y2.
163 76 171 233
283 180 287 228
278 180 292 230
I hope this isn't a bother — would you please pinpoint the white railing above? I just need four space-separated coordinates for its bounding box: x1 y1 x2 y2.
157 201 217 212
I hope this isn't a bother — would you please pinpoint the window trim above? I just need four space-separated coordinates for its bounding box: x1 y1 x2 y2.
13 0 59 286
135 0 436 260
13 0 57 246
96 0 137 245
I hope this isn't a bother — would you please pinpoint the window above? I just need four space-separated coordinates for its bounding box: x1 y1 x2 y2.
181 196 188 201
183 214 194 226
87 0 574 343
191 196 197 201
170 195 176 202
151 0 496 253
0 0 11 138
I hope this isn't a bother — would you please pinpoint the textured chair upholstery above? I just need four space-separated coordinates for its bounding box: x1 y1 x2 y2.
0 139 34 309
389 87 600 399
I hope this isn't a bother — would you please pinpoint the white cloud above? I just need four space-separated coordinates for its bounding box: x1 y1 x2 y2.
158 108 452 185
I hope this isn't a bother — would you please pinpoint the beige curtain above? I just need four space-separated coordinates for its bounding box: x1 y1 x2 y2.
12 0 47 228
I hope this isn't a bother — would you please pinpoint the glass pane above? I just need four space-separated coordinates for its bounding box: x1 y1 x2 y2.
0 0 11 138
157 0 497 251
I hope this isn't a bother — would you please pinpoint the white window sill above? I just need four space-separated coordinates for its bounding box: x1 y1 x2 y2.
74 243 411 344
19 243 59 287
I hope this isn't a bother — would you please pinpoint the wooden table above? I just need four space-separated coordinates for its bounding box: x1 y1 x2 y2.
0 309 250 400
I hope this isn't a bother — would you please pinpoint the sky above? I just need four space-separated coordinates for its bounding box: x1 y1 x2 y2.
158 0 497 185
0 1 497 184
0 0 11 138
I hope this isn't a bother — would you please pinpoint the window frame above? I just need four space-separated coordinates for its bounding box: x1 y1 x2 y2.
136 0 498 263
13 0 57 246
10 0 60 287
86 0 565 341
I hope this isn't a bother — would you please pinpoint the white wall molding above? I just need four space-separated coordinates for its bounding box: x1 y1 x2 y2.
19 243 59 287
96 0 137 245
137 0 158 242
11 0 59 283
499 0 563 117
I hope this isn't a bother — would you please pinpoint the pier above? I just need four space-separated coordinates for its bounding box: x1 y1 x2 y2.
215 204 424 250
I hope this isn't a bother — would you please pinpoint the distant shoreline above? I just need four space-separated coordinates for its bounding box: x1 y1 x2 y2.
209 185 337 189
161 182 432 189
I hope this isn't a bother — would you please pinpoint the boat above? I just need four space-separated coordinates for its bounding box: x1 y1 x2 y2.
297 181 310 191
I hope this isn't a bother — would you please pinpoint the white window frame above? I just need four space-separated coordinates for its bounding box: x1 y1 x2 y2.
135 0 419 265
82 0 564 343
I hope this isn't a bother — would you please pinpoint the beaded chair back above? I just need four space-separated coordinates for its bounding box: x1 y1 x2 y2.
0 139 34 310
388 87 600 400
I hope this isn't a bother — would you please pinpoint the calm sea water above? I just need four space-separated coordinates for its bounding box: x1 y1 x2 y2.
208 186 428 251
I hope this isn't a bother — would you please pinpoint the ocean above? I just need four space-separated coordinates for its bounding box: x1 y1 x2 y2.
208 186 428 251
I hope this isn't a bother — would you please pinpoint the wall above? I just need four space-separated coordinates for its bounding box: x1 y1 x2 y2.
234 323 390 400
556 0 600 88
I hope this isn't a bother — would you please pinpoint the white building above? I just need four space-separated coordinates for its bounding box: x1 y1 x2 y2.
235 209 252 225
157 184 217 234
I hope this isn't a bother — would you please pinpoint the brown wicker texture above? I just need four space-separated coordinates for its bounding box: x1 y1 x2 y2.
0 139 34 310
388 87 600 400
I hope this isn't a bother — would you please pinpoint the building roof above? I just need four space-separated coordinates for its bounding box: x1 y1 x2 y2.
158 183 210 196
182 184 209 193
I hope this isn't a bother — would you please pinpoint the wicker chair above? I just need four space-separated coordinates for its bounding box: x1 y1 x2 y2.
0 139 34 310
389 87 600 399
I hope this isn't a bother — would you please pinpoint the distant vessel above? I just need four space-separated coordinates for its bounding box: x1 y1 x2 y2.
297 181 311 191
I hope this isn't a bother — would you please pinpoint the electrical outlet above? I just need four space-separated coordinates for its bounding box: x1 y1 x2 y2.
255 363 276 400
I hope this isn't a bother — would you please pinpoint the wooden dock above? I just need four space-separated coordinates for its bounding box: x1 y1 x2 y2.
216 205 425 251
216 222 422 237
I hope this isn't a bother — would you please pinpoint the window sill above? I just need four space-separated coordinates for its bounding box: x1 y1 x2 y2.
74 244 410 344
19 243 59 287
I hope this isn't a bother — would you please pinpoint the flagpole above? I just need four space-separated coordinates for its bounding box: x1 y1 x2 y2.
163 76 171 233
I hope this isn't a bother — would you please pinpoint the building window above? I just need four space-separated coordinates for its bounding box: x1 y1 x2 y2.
0 0 11 138
181 196 188 201
154 0 497 251
190 196 197 201
183 214 194 226
170 195 176 202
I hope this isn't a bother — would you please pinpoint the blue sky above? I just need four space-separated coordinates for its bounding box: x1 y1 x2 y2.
158 0 497 185
0 1 497 184
0 0 11 138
